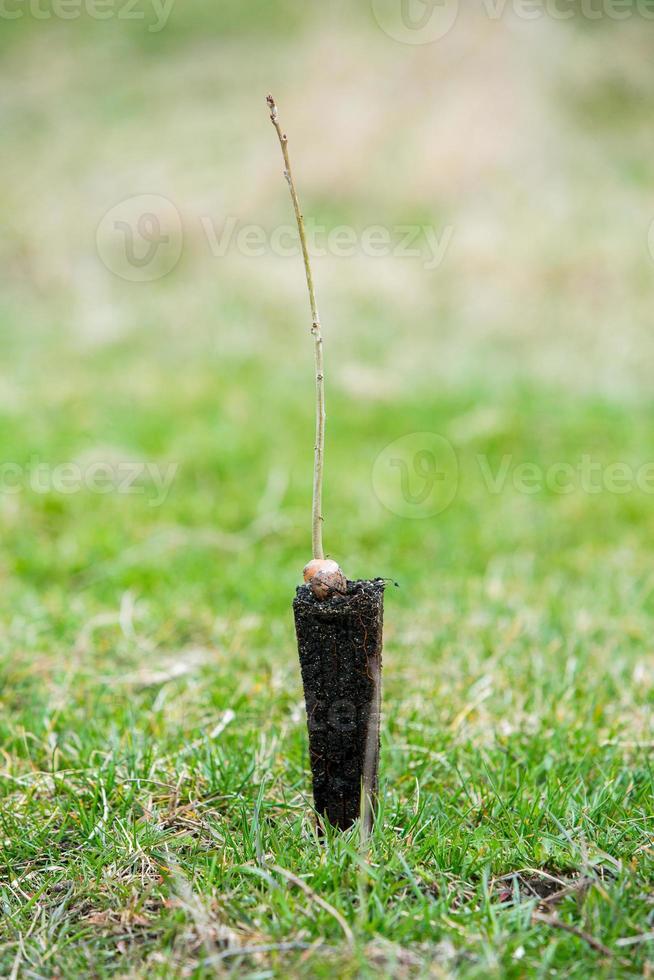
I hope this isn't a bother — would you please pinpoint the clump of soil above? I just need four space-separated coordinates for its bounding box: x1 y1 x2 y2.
492 870 595 907
293 579 385 830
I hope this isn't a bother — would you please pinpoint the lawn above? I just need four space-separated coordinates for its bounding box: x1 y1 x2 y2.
1 4 653 977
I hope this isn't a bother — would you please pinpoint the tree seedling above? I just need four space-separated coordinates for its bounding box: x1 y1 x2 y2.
266 95 386 832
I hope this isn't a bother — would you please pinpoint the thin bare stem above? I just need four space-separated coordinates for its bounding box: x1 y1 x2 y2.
267 94 325 561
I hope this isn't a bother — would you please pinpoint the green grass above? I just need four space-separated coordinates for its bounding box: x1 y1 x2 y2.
1 341 653 976
1 7 654 978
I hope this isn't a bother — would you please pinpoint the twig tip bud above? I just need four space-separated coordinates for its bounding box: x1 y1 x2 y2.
266 94 278 123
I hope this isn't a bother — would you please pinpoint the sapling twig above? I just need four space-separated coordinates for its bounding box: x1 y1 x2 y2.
266 94 326 565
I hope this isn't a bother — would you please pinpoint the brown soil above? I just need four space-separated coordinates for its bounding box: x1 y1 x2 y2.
293 579 385 830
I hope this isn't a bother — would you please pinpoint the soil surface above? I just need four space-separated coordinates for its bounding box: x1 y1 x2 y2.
293 579 385 830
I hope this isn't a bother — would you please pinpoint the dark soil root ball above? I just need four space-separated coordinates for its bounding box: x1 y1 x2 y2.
293 579 385 831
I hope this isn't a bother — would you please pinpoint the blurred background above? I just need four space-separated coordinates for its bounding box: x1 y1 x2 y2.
2 3 654 973
2 1 654 768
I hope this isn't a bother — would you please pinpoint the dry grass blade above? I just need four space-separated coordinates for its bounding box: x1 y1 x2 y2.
207 940 335 964
270 864 354 947
531 911 612 958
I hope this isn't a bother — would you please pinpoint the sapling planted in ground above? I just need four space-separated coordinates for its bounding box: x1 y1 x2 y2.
266 95 386 832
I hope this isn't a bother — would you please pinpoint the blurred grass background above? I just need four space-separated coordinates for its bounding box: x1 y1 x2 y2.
1 2 654 976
